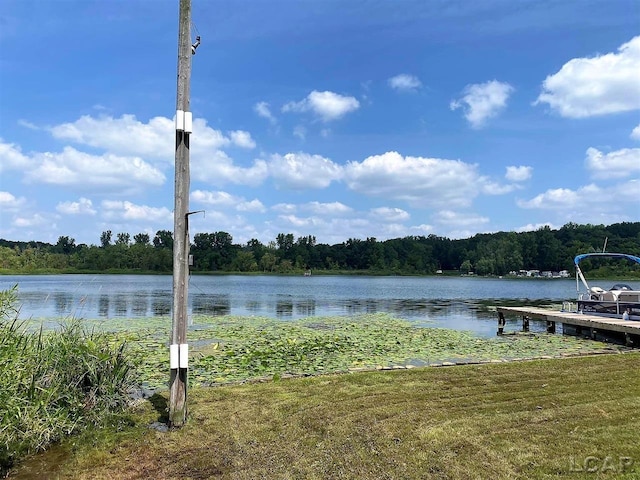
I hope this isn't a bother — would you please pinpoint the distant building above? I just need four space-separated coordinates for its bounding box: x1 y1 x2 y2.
513 269 569 278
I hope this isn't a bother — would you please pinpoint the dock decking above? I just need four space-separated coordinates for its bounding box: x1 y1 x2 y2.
496 306 640 347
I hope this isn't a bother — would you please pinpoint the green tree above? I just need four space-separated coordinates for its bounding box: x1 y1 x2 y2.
133 233 150 245
232 251 258 272
277 259 293 273
55 236 76 254
246 239 266 265
460 259 473 273
153 230 173 249
535 226 565 271
100 230 112 248
276 233 295 260
475 257 494 276
0 246 20 270
260 252 277 272
115 232 130 246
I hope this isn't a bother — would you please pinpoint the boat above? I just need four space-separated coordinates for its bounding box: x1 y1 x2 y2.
575 252 640 320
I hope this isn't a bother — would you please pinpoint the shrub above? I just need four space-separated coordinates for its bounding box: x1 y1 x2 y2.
0 285 137 475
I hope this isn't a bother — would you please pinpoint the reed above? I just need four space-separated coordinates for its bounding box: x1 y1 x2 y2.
0 286 137 476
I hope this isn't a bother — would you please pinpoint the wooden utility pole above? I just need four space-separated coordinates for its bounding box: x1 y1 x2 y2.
169 0 194 427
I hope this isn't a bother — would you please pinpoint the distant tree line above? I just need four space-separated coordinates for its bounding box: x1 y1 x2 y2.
1 222 639 277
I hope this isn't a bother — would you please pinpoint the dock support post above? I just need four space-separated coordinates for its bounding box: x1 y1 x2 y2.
497 312 506 335
546 321 556 334
591 328 597 341
522 315 529 332
625 333 633 347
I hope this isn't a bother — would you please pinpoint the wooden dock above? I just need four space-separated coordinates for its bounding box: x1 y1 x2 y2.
496 306 640 347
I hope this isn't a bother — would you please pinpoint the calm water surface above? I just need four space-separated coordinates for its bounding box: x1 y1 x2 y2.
3 274 637 337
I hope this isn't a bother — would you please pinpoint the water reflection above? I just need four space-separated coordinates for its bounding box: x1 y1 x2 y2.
53 292 72 316
98 295 109 317
6 274 589 338
131 296 149 316
276 300 293 317
152 297 171 316
192 294 230 316
114 294 128 316
244 300 260 313
29 294 556 325
19 293 561 322
295 299 315 316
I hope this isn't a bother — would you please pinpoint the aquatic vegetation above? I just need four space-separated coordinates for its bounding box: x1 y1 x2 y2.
52 313 625 391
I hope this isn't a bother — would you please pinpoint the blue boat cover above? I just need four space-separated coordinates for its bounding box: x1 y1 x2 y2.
574 253 640 266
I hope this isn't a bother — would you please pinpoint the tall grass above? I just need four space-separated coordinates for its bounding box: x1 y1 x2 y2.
0 285 137 475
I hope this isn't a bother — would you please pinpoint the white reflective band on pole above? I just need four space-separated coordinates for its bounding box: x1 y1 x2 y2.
175 110 185 131
175 110 192 133
184 112 193 133
170 343 179 369
179 343 189 368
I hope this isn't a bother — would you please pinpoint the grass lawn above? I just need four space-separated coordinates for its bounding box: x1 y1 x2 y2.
10 352 640 479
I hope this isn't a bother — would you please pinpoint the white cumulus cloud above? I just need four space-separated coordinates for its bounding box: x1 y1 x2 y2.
6 114 271 198
388 74 422 92
517 180 640 219
254 101 276 124
269 152 343 189
0 140 32 172
272 203 297 214
56 197 96 215
585 147 640 179
50 114 175 161
191 190 239 206
480 180 520 195
101 200 172 223
515 179 640 229
433 210 490 228
450 80 514 128
191 190 265 213
0 191 27 211
191 151 268 187
282 90 360 122
26 147 165 192
229 130 256 149
48 114 238 167
344 151 484 208
237 199 266 212
631 124 640 140
303 201 353 216
505 165 533 182
518 187 580 209
535 36 640 118
14 214 48 228
369 207 410 222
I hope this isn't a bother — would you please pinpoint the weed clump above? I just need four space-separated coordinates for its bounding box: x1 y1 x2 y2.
0 285 137 476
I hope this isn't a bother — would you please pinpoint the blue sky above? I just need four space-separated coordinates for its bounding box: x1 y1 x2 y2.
1 0 639 247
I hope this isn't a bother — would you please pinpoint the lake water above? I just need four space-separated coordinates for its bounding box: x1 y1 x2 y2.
3 274 637 337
